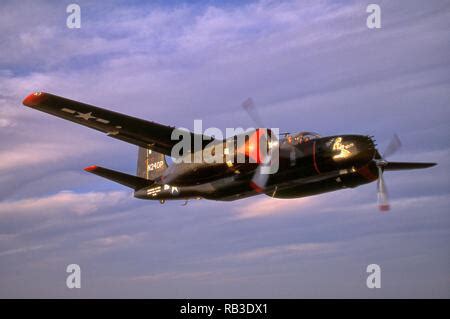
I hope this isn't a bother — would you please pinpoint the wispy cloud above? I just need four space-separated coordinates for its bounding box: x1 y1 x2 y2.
0 143 87 172
80 233 144 253
0 190 130 217
0 243 56 257
233 196 312 219
219 242 337 261
129 270 216 283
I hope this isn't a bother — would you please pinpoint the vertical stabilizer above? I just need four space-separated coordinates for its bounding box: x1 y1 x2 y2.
137 147 168 180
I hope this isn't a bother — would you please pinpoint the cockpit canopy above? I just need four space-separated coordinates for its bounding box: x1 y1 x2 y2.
284 131 321 145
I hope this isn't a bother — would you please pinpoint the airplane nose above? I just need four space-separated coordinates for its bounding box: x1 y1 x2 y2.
327 135 376 166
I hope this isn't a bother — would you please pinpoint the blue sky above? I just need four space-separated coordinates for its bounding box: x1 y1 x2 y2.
0 0 449 298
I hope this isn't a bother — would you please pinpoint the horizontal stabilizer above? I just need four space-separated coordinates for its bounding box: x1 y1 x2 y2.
384 161 436 171
84 165 152 190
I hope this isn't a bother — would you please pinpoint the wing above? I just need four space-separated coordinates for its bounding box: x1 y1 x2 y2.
22 92 210 156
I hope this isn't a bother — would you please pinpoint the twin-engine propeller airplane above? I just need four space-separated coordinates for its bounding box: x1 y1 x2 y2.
23 92 436 211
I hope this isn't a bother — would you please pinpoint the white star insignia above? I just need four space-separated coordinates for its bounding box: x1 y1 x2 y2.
106 126 122 136
75 112 96 121
106 130 120 136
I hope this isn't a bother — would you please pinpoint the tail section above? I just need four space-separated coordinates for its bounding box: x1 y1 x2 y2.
83 148 168 191
84 165 152 190
137 147 168 180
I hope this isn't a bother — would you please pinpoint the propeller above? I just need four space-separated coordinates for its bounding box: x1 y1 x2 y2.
374 134 402 212
241 98 276 193
382 133 402 158
249 157 271 192
248 131 275 193
241 97 264 128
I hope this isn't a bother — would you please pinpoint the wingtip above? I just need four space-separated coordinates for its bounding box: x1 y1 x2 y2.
84 165 98 172
22 91 45 107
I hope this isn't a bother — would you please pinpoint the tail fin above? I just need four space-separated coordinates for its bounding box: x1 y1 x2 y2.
84 165 152 190
136 147 168 180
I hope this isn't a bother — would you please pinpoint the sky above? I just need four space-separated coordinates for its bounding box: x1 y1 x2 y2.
0 0 449 298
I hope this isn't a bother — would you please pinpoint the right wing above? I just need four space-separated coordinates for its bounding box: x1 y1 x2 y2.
23 92 211 156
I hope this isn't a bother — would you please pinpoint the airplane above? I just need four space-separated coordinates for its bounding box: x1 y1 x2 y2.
22 91 436 211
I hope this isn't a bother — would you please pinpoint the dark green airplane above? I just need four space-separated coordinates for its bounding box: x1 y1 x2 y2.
23 92 436 211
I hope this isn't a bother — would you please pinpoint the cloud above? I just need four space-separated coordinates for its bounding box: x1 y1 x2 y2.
0 143 84 173
219 242 337 261
0 118 15 128
233 196 313 219
0 190 130 217
85 234 135 247
0 243 56 257
318 193 450 216
129 271 216 283
80 233 144 253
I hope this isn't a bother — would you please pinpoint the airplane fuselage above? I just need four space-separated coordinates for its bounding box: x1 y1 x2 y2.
134 134 379 201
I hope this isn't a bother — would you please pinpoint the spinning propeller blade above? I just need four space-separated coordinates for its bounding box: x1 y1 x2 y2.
248 129 274 193
241 98 274 192
374 134 402 212
382 133 402 158
377 165 390 211
241 97 265 129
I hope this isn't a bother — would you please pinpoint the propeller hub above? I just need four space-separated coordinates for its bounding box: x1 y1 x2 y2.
374 159 388 167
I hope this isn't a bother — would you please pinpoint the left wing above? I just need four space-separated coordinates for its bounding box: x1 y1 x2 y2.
23 92 211 156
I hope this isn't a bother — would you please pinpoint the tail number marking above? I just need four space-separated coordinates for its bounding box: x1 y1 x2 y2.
148 160 164 171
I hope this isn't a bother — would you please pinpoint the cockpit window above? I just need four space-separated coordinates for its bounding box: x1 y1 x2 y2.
284 131 321 145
